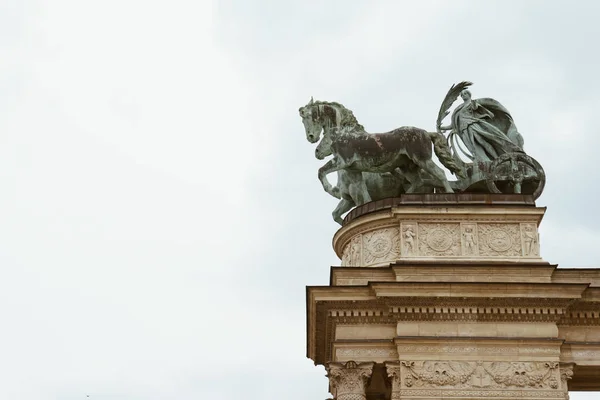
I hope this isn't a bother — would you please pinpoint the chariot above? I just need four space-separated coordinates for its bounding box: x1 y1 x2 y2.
449 151 546 200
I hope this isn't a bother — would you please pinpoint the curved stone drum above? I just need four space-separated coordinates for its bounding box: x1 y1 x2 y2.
333 194 543 268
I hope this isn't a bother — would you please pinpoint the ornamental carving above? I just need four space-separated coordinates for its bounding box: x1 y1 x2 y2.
385 362 403 397
461 223 479 256
418 223 460 256
337 347 398 359
478 224 522 257
570 349 600 358
338 218 544 262
396 389 565 398
521 222 540 257
395 345 559 356
327 361 374 400
401 223 417 256
400 361 560 390
559 363 574 399
363 228 399 265
341 235 362 266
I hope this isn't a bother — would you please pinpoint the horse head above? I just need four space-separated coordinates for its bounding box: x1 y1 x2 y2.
299 97 323 143
315 131 333 160
299 97 343 143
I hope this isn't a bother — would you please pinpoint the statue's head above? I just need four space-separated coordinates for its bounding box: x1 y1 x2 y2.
460 89 472 101
299 97 323 143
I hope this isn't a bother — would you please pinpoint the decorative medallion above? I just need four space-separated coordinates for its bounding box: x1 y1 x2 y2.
486 229 512 252
367 233 393 258
426 227 454 252
362 228 400 266
418 223 461 256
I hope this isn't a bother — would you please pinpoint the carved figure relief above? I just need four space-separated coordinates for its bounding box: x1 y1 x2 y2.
418 223 460 256
327 361 374 400
342 235 362 266
478 223 522 257
521 223 540 257
400 361 560 390
461 223 479 256
402 224 417 256
363 228 400 265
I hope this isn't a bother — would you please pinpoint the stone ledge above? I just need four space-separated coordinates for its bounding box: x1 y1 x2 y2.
343 193 537 225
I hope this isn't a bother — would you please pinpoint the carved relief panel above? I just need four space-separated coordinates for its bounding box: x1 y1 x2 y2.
418 223 461 256
521 222 540 257
341 234 362 266
362 227 400 266
338 219 542 265
401 222 417 257
461 223 479 256
478 223 522 257
399 360 561 390
386 360 566 399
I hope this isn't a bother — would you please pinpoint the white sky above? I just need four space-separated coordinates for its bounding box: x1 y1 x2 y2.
0 0 599 398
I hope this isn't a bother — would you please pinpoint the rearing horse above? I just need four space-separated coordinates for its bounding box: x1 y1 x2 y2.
299 99 463 206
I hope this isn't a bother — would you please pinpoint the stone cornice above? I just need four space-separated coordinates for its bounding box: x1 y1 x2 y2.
310 282 588 301
552 269 600 286
307 294 586 364
370 282 588 299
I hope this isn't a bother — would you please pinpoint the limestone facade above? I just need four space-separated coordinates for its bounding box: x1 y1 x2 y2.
307 195 600 400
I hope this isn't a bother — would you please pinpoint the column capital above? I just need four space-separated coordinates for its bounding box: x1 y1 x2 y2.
326 361 374 400
560 362 575 399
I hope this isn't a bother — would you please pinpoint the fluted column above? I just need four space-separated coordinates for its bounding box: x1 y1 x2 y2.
326 361 374 400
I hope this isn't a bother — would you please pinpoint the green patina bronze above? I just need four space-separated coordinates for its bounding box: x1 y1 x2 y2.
299 83 545 224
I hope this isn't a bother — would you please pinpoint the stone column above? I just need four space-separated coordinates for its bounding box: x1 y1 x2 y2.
384 361 401 400
560 363 574 400
326 361 374 400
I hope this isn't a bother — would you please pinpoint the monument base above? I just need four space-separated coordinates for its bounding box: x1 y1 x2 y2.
308 195 600 400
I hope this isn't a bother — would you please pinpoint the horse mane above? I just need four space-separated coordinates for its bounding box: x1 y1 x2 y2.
314 101 365 131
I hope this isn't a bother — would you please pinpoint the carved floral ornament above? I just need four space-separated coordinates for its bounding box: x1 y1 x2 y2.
326 361 375 400
396 361 561 390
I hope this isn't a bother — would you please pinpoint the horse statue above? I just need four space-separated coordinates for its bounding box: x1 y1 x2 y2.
299 98 463 223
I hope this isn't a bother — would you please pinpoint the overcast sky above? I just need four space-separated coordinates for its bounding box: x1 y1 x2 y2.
0 1 599 399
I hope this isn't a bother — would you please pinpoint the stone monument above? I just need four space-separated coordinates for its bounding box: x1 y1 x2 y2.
300 83 600 400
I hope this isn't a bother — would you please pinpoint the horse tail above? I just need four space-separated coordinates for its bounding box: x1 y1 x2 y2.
428 132 465 178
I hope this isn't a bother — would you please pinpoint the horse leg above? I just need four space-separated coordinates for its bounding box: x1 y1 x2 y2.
318 158 342 198
332 171 354 224
346 170 372 205
402 169 422 193
414 158 454 193
332 199 355 225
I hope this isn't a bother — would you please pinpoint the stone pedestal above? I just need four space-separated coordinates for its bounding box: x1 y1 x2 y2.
307 194 600 400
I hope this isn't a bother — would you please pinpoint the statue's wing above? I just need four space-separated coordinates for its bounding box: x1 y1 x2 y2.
436 81 473 132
